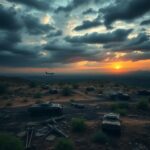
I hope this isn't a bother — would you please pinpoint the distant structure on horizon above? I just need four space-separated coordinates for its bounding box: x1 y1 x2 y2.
45 72 55 76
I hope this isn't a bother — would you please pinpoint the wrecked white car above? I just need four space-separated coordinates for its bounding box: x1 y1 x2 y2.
102 113 121 134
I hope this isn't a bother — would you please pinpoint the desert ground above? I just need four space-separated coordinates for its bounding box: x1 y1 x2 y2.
0 77 150 150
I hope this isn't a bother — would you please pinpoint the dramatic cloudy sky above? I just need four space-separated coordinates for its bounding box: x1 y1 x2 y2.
0 0 150 74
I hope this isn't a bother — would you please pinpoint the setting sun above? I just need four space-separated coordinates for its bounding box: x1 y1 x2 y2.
114 64 122 70
113 63 122 70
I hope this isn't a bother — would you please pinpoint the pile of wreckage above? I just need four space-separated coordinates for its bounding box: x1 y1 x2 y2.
17 116 69 150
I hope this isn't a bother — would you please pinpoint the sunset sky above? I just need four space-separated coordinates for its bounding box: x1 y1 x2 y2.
0 0 150 75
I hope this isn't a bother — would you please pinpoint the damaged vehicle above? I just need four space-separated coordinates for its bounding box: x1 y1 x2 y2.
28 103 63 116
71 102 85 109
102 113 121 135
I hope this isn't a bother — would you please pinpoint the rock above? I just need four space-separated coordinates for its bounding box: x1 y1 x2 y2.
35 132 45 137
46 135 56 141
17 131 26 137
132 143 148 150
35 126 49 137
27 122 38 126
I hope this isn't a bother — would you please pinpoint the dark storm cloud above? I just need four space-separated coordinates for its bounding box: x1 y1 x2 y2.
66 29 132 44
140 19 150 26
0 31 21 51
74 18 102 31
0 4 54 35
0 5 22 31
44 42 100 63
104 33 150 52
107 51 150 62
7 0 50 11
82 8 97 15
23 15 54 35
0 31 41 58
123 33 149 49
55 0 94 13
13 44 42 56
0 0 150 68
112 50 150 62
101 0 150 28
130 41 150 52
0 42 45 67
125 52 150 61
0 53 39 67
47 30 63 37
44 42 87 52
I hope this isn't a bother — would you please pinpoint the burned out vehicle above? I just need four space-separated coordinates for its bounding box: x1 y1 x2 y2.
28 103 63 116
110 92 130 101
71 102 85 109
86 86 95 92
49 88 58 94
102 113 121 134
137 90 150 96
41 84 49 90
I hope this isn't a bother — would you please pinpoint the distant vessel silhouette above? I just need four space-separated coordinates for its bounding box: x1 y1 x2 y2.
45 72 55 75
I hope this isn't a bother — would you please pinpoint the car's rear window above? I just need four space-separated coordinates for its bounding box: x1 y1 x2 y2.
104 116 119 121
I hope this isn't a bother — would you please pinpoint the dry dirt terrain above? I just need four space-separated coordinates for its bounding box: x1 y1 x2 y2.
0 77 150 150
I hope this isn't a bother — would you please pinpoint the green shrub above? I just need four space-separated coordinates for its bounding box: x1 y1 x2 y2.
5 102 12 107
114 108 127 116
111 102 128 116
69 99 75 103
0 133 24 150
72 84 79 89
136 100 149 110
55 138 74 150
29 82 37 88
2 95 9 100
118 102 129 109
111 102 129 110
62 87 72 96
35 99 43 104
33 93 42 98
0 84 8 95
71 118 86 133
92 131 109 144
22 98 28 103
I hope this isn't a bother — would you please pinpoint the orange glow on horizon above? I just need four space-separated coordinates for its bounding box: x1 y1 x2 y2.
113 63 122 70
108 60 150 74
0 60 150 74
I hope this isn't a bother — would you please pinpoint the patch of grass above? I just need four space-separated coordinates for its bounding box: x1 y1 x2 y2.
111 102 128 116
92 130 109 144
71 118 87 133
114 108 127 116
35 99 43 104
62 87 72 96
72 84 79 89
69 99 75 103
118 102 129 109
86 87 95 92
136 99 149 110
55 138 74 150
0 84 8 95
33 92 42 98
0 133 24 150
29 82 37 88
2 95 10 100
5 102 12 107
112 102 129 109
22 98 28 103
